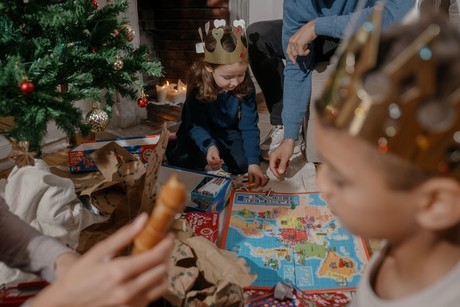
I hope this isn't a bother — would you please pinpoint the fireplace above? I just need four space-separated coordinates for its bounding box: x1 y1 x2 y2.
107 0 249 130
136 0 248 95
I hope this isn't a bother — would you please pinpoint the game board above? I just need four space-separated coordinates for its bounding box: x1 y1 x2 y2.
221 191 370 293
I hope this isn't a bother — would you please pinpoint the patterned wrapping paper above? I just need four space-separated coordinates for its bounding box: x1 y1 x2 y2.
164 223 257 307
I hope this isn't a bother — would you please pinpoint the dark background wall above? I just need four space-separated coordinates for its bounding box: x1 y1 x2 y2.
137 0 229 93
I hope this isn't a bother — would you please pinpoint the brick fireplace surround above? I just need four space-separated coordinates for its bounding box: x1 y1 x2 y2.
137 0 230 92
106 0 232 131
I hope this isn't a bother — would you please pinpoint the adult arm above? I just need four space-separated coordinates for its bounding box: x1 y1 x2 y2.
282 0 417 141
0 197 73 282
315 0 417 38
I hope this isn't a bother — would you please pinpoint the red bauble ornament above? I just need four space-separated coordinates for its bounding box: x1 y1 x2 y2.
91 0 98 9
19 80 35 95
137 97 148 108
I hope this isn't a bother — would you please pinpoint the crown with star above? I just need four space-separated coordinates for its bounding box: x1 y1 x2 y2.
316 4 460 179
195 19 248 65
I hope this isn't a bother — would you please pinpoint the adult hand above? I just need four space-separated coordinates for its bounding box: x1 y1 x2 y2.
30 213 174 307
247 164 269 188
269 139 295 179
207 146 223 170
286 19 317 64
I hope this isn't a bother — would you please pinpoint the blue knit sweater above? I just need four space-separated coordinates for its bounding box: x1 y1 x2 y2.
176 89 261 165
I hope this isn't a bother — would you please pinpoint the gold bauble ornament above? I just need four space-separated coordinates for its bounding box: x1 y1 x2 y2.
85 105 109 132
121 24 135 42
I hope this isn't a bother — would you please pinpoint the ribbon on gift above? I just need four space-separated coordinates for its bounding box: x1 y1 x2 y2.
8 138 36 168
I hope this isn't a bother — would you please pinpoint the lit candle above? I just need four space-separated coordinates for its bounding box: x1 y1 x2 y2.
177 79 187 103
167 88 183 104
178 79 186 92
156 81 168 102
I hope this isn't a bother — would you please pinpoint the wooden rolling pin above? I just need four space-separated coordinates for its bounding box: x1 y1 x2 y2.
132 174 186 254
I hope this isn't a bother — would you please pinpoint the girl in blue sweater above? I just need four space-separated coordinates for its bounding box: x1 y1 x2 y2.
167 22 269 188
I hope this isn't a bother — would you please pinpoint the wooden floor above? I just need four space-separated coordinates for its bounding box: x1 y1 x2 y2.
145 103 183 133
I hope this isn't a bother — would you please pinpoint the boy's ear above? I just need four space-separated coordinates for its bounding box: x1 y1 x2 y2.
415 178 460 230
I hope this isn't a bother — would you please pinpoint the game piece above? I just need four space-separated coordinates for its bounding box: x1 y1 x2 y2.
132 174 186 254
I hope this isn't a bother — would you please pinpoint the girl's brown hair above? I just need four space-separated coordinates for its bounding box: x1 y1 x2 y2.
187 26 253 102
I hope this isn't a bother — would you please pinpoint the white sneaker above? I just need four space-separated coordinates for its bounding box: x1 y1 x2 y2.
260 125 305 161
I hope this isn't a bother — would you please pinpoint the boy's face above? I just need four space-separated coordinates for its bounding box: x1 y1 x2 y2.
208 62 248 91
314 121 418 241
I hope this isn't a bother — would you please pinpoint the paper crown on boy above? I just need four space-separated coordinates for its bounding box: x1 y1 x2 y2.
195 19 248 65
316 4 460 179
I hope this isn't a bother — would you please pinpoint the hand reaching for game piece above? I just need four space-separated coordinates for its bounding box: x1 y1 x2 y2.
207 145 224 170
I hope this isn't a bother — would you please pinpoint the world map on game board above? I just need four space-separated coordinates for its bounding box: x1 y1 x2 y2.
222 191 370 292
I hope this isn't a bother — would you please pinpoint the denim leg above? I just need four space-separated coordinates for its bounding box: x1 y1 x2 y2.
247 20 284 126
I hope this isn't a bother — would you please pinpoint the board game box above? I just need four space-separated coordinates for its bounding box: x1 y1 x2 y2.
176 211 219 244
221 190 370 293
158 165 232 213
68 135 160 173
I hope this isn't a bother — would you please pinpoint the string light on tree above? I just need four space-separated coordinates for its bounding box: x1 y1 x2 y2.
113 55 124 70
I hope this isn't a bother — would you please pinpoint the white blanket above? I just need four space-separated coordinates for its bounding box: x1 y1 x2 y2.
0 159 108 283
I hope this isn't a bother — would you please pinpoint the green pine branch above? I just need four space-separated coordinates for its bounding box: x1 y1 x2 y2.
0 0 163 154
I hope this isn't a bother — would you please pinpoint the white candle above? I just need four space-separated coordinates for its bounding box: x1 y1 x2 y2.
156 82 168 102
167 89 183 104
178 79 186 92
177 79 187 103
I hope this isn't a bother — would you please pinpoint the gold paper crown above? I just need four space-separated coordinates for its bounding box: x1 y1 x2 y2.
196 19 248 65
316 5 460 179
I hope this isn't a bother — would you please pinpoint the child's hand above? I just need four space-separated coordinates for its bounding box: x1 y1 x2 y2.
207 146 223 170
269 139 294 179
248 164 269 188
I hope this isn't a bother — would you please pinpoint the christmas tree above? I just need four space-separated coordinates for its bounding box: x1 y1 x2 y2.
0 0 163 156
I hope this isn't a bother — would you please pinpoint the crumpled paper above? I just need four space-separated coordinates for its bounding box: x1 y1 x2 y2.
165 220 257 306
0 159 108 283
51 124 169 254
51 124 258 305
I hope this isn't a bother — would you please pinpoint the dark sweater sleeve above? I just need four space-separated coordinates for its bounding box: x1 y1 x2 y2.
0 197 74 282
183 94 217 153
239 91 261 165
